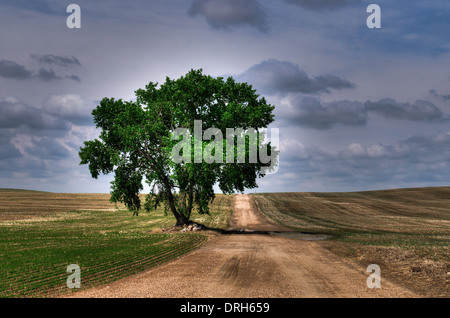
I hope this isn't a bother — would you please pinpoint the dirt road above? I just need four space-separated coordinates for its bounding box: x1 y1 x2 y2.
68 195 417 298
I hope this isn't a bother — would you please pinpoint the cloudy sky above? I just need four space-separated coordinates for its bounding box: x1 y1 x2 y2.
1 0 450 193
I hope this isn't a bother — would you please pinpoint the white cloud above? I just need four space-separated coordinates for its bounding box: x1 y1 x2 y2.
42 94 95 125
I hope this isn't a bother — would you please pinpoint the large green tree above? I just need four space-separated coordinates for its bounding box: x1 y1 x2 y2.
79 69 277 226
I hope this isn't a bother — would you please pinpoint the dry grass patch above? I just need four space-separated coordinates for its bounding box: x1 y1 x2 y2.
252 187 450 297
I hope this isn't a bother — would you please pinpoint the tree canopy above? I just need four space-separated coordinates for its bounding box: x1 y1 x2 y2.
79 69 277 226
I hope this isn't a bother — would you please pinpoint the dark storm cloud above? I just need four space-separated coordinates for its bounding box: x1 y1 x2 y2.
284 0 361 11
364 98 447 122
336 132 450 170
0 59 80 82
36 68 61 82
0 97 67 131
36 68 80 83
0 138 21 160
285 97 366 129
0 0 63 15
283 131 450 190
280 96 449 129
188 0 269 32
19 137 71 160
237 59 355 94
36 68 80 82
0 60 33 80
0 94 94 184
429 89 450 101
402 133 450 160
0 148 49 179
30 54 81 67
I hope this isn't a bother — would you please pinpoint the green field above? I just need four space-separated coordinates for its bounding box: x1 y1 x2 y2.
0 190 234 298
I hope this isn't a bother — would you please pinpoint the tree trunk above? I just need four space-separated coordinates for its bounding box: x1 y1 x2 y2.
174 213 189 227
167 196 189 227
165 189 191 227
161 177 192 227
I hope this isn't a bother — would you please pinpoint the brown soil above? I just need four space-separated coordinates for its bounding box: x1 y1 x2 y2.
0 190 126 221
67 195 418 298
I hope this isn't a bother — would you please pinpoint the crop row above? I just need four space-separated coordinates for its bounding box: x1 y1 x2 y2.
0 233 207 298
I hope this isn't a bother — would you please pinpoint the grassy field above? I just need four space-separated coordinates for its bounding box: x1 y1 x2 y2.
0 189 234 297
252 187 450 297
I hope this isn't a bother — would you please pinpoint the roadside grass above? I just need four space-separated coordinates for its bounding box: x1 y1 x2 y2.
252 188 450 297
0 190 234 298
190 194 235 230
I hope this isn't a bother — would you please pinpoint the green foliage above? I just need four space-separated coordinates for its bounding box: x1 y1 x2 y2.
79 69 276 225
